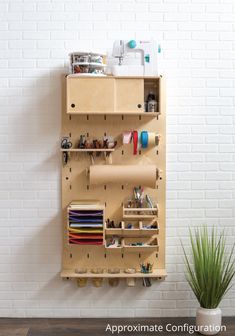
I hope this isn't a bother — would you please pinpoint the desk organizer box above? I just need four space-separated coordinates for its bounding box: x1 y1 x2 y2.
61 75 166 287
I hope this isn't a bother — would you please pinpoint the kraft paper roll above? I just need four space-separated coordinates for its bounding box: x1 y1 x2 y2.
89 165 157 188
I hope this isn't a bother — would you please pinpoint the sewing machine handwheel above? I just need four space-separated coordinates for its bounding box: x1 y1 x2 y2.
137 104 142 108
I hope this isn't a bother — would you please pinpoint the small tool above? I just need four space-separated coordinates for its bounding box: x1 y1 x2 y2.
61 137 72 149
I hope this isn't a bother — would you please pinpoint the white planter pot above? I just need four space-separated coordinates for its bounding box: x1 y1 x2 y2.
196 307 222 335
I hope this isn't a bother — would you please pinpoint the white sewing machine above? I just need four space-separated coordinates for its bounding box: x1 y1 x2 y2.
112 39 161 76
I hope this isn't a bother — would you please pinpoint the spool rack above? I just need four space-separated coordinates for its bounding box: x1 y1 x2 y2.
61 75 166 286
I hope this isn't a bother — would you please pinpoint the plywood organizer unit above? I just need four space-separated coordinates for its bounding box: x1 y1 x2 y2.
61 75 166 287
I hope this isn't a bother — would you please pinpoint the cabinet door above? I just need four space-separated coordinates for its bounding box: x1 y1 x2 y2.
67 77 115 113
115 79 144 113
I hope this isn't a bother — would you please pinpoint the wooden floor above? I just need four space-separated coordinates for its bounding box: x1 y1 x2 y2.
0 317 234 336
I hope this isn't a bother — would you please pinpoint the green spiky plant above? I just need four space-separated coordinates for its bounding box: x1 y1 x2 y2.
182 227 235 309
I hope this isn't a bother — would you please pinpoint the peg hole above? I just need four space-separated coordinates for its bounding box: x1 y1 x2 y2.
70 253 72 258
66 177 69 180
69 132 71 137
139 116 142 121
87 185 89 190
156 150 158 155
87 115 89 121
122 253 124 258
70 168 72 173
104 254 107 258
104 185 107 190
122 150 124 155
104 132 106 136
87 253 89 259
69 116 72 121
69 185 72 190
139 253 141 258
87 132 89 137
139 150 141 155
121 115 124 121
122 185 124 190
104 115 106 121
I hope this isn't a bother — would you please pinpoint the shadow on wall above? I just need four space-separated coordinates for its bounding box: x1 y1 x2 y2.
8 68 64 296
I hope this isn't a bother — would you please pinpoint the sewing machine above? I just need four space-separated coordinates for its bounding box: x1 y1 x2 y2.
112 39 161 76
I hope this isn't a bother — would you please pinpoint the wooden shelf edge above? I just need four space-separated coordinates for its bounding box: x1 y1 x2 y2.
61 269 167 279
67 112 160 116
123 215 157 219
61 148 115 152
105 229 159 237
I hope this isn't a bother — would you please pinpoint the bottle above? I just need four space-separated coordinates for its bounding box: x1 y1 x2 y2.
147 92 157 113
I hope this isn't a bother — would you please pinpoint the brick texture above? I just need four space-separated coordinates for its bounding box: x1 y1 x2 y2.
0 0 234 318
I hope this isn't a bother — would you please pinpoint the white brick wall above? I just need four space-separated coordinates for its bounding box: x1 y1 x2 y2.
0 0 234 318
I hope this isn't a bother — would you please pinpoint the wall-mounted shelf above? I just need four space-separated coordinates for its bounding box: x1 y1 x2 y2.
105 220 159 237
66 76 161 115
61 75 166 287
61 269 167 279
123 206 158 219
67 111 160 117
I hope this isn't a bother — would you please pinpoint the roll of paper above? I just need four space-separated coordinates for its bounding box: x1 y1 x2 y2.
148 132 157 147
89 165 157 188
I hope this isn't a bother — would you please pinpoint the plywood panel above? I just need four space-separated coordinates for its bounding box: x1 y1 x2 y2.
115 78 144 113
67 77 115 113
61 76 166 282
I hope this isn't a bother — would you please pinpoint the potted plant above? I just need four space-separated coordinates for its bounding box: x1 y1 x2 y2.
182 227 235 335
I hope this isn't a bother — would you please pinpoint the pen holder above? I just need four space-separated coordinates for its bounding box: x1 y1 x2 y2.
140 263 153 274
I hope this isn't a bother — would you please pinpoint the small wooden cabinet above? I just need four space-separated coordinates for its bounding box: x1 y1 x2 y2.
66 76 147 114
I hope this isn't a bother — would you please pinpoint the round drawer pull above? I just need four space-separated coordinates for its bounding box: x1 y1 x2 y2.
137 104 142 108
71 103 75 108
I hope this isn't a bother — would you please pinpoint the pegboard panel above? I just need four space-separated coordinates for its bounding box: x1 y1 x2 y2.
61 76 166 280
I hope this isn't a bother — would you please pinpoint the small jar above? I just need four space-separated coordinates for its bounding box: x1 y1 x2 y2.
108 268 120 287
147 99 157 113
91 268 104 287
75 268 88 288
126 278 136 287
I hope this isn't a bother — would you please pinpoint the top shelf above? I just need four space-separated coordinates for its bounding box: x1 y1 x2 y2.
67 74 162 79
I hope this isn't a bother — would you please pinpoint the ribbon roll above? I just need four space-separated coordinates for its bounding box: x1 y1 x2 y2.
123 131 132 144
148 132 157 146
133 131 138 155
141 131 148 148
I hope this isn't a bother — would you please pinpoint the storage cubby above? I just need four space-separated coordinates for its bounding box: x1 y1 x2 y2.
105 237 123 249
144 78 160 113
123 205 158 219
123 237 158 253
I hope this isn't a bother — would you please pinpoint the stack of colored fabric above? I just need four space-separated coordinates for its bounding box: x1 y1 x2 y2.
68 209 104 245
